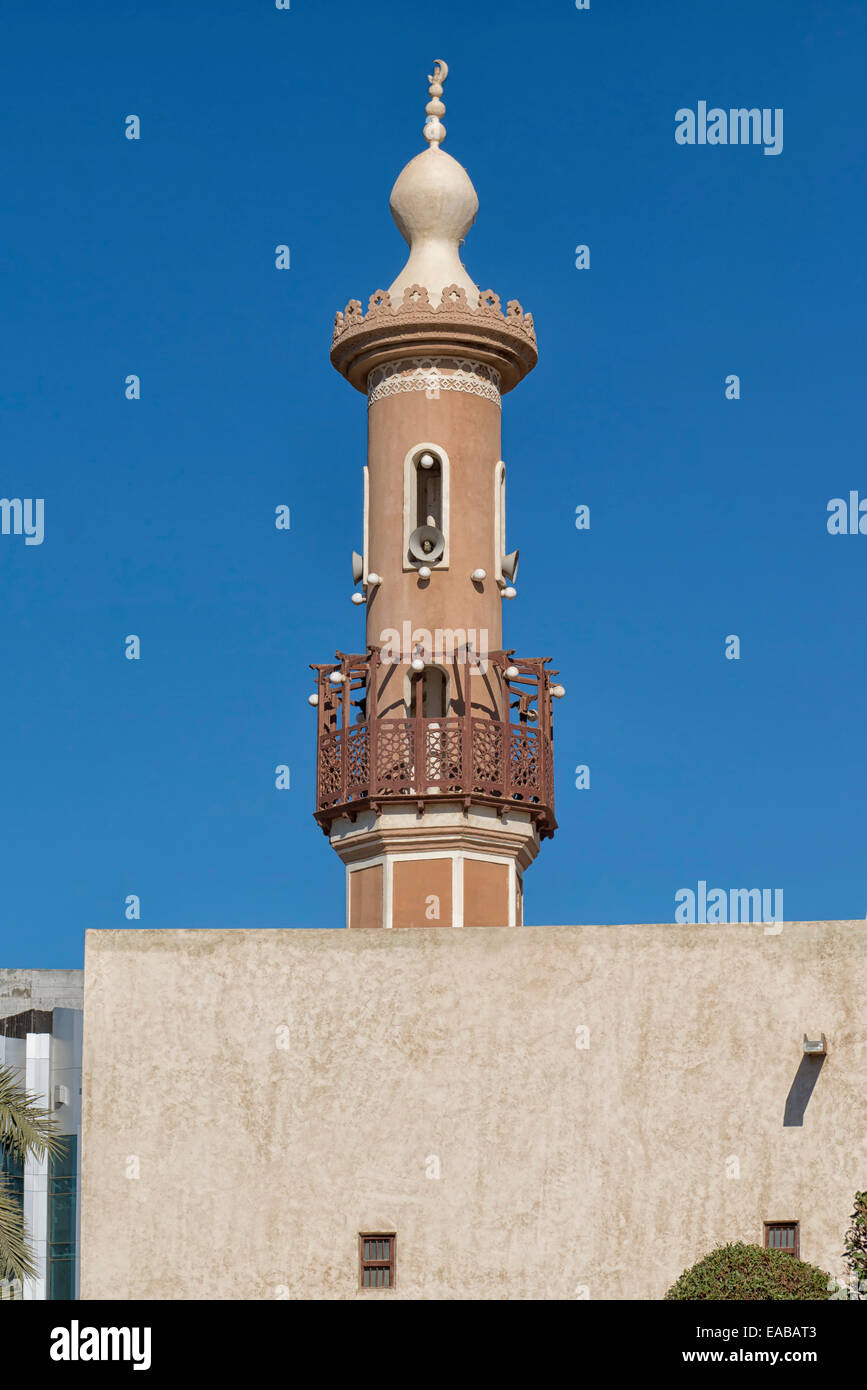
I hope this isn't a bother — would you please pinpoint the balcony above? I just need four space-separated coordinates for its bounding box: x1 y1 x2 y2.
312 650 557 839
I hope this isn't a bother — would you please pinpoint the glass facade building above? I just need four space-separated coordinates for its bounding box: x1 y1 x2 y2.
48 1136 77 1300
0 987 83 1300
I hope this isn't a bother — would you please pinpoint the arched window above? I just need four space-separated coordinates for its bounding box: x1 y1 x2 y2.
408 666 449 718
416 452 442 530
403 443 450 569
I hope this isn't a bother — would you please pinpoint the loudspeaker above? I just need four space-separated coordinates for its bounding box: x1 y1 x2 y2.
408 525 445 564
502 548 519 581
351 551 364 584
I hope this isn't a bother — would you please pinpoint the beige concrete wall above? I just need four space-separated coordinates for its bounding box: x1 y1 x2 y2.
81 922 866 1300
0 968 83 1014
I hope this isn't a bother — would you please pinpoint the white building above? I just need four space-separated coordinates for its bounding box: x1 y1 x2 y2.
0 969 83 1300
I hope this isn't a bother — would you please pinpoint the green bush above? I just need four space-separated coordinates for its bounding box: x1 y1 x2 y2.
843 1191 867 1287
664 1242 831 1301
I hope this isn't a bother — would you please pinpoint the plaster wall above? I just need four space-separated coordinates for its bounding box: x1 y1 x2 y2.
80 922 866 1300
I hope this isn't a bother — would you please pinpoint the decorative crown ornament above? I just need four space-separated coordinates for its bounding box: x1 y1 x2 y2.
330 62 538 393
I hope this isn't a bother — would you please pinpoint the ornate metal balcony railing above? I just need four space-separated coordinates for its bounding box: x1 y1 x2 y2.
311 650 557 839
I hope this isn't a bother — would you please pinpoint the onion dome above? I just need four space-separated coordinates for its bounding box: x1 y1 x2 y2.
387 61 480 310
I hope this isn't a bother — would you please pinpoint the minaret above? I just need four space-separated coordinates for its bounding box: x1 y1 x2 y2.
312 62 563 928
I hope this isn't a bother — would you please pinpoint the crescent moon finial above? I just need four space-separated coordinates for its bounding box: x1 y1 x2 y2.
423 59 448 148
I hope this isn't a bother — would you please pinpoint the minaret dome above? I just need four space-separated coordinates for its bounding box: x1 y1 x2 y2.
388 62 480 310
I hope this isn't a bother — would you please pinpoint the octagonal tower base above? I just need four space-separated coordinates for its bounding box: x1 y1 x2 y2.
330 803 540 928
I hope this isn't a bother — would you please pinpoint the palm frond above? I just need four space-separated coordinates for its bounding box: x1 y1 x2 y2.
0 1177 36 1282
0 1063 61 1163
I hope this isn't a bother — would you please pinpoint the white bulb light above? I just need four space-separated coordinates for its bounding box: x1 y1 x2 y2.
503 586 517 599
308 693 319 706
366 573 382 586
417 565 431 579
551 684 566 698
471 568 486 582
351 592 365 605
411 657 425 672
328 672 344 685
505 665 519 679
419 452 435 469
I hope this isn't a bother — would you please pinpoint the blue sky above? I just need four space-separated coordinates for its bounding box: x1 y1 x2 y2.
1 0 865 966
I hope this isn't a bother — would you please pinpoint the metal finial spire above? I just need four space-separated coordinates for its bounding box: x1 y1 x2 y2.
423 59 448 148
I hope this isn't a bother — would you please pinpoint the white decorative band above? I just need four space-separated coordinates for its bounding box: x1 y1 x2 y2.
367 357 502 409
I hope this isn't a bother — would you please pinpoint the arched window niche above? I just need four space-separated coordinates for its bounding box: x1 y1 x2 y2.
406 665 450 719
403 442 450 570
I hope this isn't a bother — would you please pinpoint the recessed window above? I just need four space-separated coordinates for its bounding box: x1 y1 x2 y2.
403 443 450 568
359 1233 396 1289
416 452 442 530
764 1221 799 1257
409 666 449 718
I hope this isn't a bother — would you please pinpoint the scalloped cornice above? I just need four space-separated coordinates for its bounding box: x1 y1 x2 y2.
330 283 538 394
